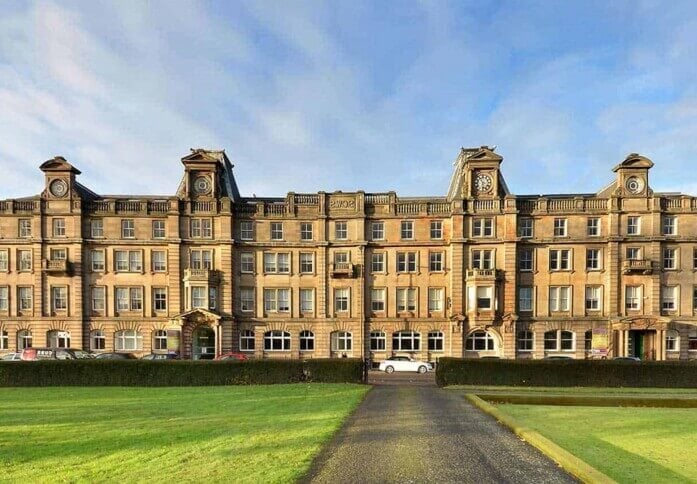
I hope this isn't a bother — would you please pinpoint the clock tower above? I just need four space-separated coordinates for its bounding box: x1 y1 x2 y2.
446 146 510 200
39 156 81 201
612 153 653 198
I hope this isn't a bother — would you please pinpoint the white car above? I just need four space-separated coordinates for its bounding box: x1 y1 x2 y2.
379 356 433 374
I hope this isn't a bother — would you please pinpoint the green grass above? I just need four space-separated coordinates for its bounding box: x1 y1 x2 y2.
450 385 697 396
497 404 697 483
0 384 368 483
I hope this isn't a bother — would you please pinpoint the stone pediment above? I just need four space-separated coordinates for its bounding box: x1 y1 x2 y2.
468 146 503 163
181 148 226 164
172 308 221 325
612 153 654 172
39 156 81 174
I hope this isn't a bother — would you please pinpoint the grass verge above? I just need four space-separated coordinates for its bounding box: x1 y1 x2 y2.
0 384 368 483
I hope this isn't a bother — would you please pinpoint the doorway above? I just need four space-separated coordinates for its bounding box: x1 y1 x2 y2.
627 330 656 360
192 326 215 360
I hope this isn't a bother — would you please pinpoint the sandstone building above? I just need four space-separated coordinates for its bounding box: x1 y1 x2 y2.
1 147 696 361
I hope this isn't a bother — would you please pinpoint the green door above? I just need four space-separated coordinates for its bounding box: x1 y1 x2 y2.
630 331 644 359
192 326 215 360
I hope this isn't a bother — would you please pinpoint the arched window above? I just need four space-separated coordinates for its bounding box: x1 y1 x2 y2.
0 329 8 350
264 331 290 351
517 330 534 351
47 330 70 348
666 330 679 352
331 331 352 352
239 330 255 351
544 330 574 351
299 330 314 351
466 331 496 351
369 331 386 351
153 330 168 351
428 331 444 352
90 330 106 350
584 330 593 351
392 331 421 351
115 330 143 351
17 330 32 350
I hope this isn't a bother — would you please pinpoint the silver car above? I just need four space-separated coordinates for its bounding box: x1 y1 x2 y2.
379 356 433 374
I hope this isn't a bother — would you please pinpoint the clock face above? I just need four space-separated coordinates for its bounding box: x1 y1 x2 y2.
49 179 68 198
193 176 211 195
474 173 493 193
625 176 644 194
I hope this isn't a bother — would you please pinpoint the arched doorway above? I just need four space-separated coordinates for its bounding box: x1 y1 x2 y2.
192 326 215 360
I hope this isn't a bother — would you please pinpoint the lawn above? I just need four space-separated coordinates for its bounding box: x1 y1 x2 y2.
0 384 368 483
497 404 697 483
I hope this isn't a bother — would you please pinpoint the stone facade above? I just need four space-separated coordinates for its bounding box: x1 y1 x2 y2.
1 147 697 361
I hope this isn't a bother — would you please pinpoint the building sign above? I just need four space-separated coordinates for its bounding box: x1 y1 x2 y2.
591 327 609 358
167 330 181 353
329 198 356 210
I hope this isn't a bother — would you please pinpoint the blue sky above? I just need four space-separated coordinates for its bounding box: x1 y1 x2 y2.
2 0 697 198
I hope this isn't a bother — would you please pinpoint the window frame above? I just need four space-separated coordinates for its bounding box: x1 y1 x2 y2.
627 216 641 235
264 330 291 352
587 217 600 237
586 248 601 271
472 218 494 238
663 215 677 236
300 288 314 313
549 249 571 271
549 286 571 312
371 221 385 240
429 251 444 272
517 330 534 352
428 331 444 352
392 331 421 351
430 220 443 240
121 219 135 239
299 330 315 351
334 221 348 240
240 252 255 274
428 287 444 312
239 330 255 352
152 220 166 239
553 218 567 237
153 287 167 312
371 287 386 312
519 286 533 313
396 287 417 312
52 218 66 237
270 222 284 241
400 220 414 240
371 252 385 273
240 221 254 241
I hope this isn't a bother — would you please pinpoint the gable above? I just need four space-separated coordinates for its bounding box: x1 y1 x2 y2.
612 153 654 172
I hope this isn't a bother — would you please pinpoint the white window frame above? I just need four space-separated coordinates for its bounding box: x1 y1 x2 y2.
663 248 677 270
371 221 385 240
549 286 570 312
392 331 421 351
430 220 443 240
52 218 65 237
19 219 31 238
400 220 414 240
18 250 32 271
18 286 32 311
396 287 417 312
121 219 135 239
270 222 284 241
263 252 290 274
371 252 385 273
518 218 534 238
519 286 533 312
585 286 602 311
90 219 103 238
466 330 496 351
627 216 640 235
153 287 167 311
428 287 444 312
240 252 255 273
663 216 677 236
518 248 534 271
115 330 143 352
625 285 642 311
586 248 601 270
153 330 168 351
240 288 255 312
553 218 567 237
334 288 350 313
0 250 8 272
370 331 386 351
335 221 348 240
152 250 167 272
300 253 314 274
517 330 534 352
549 249 571 271
428 331 444 351
91 250 105 272
476 286 493 310
52 286 67 312
587 217 600 237
662 285 678 312
300 288 314 313
331 331 352 352
91 286 105 312
90 329 106 351
472 249 493 270
429 252 444 272
152 220 166 239
239 330 255 351
473 218 494 237
240 221 254 241
263 288 290 313
300 330 315 351
191 218 212 239
544 330 575 352
190 249 213 270
397 252 417 273
371 288 386 312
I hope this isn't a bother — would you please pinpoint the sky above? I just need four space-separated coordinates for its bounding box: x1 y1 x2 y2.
2 0 697 199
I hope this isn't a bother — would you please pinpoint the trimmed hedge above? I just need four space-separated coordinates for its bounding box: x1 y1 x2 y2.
0 358 365 387
436 358 697 388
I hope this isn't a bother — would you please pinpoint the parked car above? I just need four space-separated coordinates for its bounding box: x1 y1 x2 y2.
94 352 138 360
20 348 60 361
215 352 249 361
613 356 641 362
543 355 574 360
141 352 181 360
1 352 22 361
379 356 433 374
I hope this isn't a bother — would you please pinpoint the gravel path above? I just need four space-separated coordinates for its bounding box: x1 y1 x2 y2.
302 378 576 484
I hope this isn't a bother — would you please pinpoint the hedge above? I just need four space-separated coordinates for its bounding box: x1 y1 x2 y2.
436 358 697 388
0 358 365 387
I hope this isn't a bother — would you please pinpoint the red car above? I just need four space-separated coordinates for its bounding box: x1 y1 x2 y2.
214 352 249 361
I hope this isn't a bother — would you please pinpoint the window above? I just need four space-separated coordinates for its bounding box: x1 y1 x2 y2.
663 216 677 236
270 222 283 240
47 330 70 348
0 287 7 311
370 331 386 351
663 248 677 270
300 222 313 241
549 286 570 312
627 216 640 235
240 288 255 312
429 252 443 272
300 330 315 351
264 331 290 351
371 221 385 240
300 288 314 313
240 330 255 351
428 288 444 312
191 218 212 238
544 330 574 351
91 250 105 272
587 218 600 236
335 221 348 240
466 331 496 351
91 287 105 312
191 287 206 308
152 250 166 272
335 288 349 313
153 288 167 311
190 249 213 269
662 286 678 312
553 218 567 237
19 219 31 238
476 286 493 310
396 288 417 312
371 288 386 312
18 250 31 271
400 220 414 240
152 220 166 239
397 252 417 272
625 286 641 311
90 219 103 238
17 329 32 349
91 330 105 350
152 330 168 350
0 250 7 272
371 252 385 272
263 288 290 312
626 247 641 260
517 218 533 238
586 249 601 270
130 287 143 310
114 250 142 272
694 286 697 314
666 330 679 352
428 331 444 351
50 248 66 261
549 249 571 271
517 331 534 351
584 330 593 351
121 219 135 238
473 218 493 237
690 332 697 351
52 218 65 237
472 250 493 269
240 221 254 241
300 253 314 273
331 331 352 352
52 287 67 311
115 287 142 311
518 248 534 271
240 252 254 273
18 286 32 311
263 252 290 273
115 330 143 351
585 286 602 311
393 331 421 351
207 287 217 309
334 251 349 264
694 248 697 270
519 287 533 312
430 220 443 239
0 330 6 350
